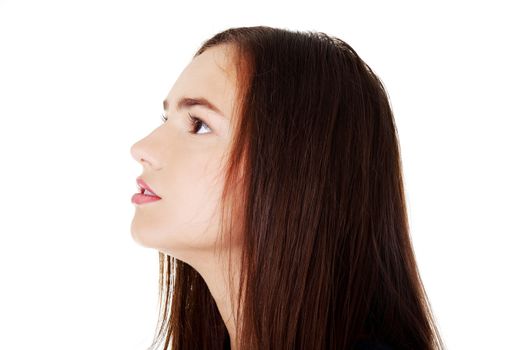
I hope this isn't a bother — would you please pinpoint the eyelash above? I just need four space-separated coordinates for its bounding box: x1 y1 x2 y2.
160 112 211 135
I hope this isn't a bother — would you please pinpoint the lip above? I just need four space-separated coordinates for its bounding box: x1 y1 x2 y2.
136 177 162 198
131 193 162 205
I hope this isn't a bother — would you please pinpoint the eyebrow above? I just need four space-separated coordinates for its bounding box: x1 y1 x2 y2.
163 97 225 118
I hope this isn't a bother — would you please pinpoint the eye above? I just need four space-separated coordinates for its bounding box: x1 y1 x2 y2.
160 112 212 135
186 112 212 135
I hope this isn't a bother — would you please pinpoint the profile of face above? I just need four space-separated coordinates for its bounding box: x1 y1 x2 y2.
130 44 239 264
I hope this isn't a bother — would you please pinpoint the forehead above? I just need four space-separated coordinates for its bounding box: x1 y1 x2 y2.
165 44 237 117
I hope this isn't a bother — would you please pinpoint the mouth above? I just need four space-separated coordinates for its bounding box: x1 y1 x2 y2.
136 177 162 198
132 177 162 205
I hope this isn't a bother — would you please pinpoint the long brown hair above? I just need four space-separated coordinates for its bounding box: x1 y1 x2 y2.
146 26 445 350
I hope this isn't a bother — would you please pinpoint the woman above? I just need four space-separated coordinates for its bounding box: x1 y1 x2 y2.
130 26 445 350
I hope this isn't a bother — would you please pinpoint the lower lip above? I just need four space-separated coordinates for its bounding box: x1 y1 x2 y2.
131 193 162 205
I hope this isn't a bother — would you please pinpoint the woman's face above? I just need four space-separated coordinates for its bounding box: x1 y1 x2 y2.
130 44 238 262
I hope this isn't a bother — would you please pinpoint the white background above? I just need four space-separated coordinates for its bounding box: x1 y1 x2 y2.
0 0 523 349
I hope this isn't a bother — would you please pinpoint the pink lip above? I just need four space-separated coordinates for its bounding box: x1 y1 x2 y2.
131 193 162 204
136 177 161 198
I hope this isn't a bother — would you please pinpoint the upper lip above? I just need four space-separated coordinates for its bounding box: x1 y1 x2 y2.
136 177 161 198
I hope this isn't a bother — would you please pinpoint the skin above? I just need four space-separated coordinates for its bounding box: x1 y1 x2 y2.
130 43 242 349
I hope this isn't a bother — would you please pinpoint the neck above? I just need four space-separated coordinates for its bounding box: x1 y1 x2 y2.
183 247 242 349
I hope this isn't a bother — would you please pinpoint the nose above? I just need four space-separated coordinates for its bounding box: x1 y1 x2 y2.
130 139 157 169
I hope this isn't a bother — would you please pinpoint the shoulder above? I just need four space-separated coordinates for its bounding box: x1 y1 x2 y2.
354 339 394 350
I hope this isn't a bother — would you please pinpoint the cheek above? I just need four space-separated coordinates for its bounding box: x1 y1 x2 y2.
174 153 224 216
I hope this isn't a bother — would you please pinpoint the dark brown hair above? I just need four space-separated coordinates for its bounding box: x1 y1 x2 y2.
147 26 445 350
